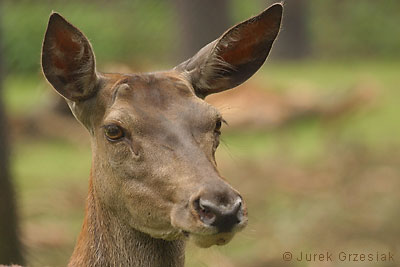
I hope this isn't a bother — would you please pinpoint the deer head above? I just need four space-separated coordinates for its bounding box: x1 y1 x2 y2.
41 4 282 250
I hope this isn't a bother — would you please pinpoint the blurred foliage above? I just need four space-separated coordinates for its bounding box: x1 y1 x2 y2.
2 0 400 74
2 0 175 73
310 0 400 59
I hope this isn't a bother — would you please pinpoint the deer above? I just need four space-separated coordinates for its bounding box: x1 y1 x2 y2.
41 4 282 267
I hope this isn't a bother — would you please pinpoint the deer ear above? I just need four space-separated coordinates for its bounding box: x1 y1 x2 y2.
175 4 282 98
42 12 98 102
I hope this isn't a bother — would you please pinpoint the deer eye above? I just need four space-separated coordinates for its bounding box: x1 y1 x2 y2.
104 124 124 141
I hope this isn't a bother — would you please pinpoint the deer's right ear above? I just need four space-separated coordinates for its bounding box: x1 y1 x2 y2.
42 12 98 102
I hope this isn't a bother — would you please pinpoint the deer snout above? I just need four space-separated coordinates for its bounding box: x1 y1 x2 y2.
192 191 246 233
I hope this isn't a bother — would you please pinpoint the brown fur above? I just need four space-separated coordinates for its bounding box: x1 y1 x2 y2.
41 4 282 267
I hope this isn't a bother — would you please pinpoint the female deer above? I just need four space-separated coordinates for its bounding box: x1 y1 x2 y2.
41 4 282 266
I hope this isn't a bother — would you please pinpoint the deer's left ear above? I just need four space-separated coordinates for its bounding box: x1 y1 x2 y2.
175 3 282 98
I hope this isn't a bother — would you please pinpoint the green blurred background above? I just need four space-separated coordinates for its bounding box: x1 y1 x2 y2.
0 0 400 266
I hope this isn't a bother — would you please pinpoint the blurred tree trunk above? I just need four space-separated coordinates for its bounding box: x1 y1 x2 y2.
0 6 24 265
172 0 230 62
272 0 310 59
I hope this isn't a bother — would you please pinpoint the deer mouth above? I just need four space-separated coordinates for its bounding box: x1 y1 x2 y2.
174 217 248 248
190 232 236 248
175 229 234 248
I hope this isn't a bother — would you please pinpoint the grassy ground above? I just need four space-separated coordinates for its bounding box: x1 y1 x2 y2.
4 60 400 266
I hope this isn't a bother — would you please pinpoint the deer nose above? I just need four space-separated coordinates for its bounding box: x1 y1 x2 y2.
193 196 244 233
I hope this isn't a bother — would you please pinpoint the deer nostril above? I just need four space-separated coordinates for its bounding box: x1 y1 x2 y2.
193 197 244 232
194 198 217 225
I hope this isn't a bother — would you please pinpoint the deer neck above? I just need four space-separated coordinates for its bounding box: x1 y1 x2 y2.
68 175 186 267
